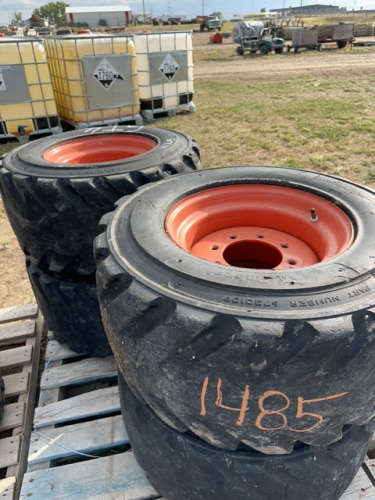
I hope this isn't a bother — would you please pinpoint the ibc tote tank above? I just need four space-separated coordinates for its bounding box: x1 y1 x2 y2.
134 31 195 121
44 34 142 128
0 37 61 142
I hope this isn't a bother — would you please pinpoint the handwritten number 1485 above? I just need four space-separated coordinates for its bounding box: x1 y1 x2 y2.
200 377 348 433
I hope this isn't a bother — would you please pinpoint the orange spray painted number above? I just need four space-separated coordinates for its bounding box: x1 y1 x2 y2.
200 377 348 433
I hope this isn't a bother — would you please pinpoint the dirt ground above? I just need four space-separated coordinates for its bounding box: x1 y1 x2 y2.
1 33 375 308
193 32 375 80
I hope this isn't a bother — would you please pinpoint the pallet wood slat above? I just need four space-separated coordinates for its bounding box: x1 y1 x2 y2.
45 339 84 362
340 464 375 499
0 436 21 469
32 356 65 473
0 402 25 432
34 385 120 428
21 452 158 500
28 415 129 464
20 312 375 500
3 372 29 397
0 321 35 343
40 356 117 390
0 305 43 500
6 314 43 500
0 477 16 500
0 345 32 370
0 304 38 325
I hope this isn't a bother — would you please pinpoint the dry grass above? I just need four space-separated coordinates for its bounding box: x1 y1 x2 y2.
2 69 375 188
150 71 375 187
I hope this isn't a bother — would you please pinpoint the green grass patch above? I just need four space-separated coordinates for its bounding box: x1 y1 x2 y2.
0 142 19 157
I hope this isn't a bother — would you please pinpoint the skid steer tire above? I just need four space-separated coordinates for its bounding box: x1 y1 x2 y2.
0 127 200 277
95 166 375 453
26 258 111 357
119 372 375 500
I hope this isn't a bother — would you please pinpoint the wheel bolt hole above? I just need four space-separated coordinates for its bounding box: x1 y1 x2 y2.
256 234 265 239
287 259 297 265
229 235 238 239
211 245 219 250
280 243 289 248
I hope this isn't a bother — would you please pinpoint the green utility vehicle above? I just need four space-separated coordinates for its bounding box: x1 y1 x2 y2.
236 35 285 55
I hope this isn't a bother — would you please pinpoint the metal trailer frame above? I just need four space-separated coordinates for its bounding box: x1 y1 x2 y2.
286 28 322 53
317 24 355 49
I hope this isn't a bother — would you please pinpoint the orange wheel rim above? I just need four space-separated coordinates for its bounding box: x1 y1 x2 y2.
43 135 156 164
165 185 354 270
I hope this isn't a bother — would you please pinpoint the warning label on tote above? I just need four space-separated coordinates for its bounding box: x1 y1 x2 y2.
93 58 124 90
159 53 180 81
0 69 6 91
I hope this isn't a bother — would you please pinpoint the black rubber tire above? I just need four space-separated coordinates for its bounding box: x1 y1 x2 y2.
0 375 4 421
275 47 284 54
95 166 375 453
0 126 200 277
260 44 269 55
119 373 375 500
236 46 244 56
26 258 111 357
337 40 348 49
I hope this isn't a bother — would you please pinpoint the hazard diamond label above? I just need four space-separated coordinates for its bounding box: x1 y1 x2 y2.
92 58 124 90
159 53 180 82
0 69 6 91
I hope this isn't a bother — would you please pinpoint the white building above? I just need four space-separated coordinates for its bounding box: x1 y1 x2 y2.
65 6 132 27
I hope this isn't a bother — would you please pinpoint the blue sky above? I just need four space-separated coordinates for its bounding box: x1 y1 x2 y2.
1 0 373 26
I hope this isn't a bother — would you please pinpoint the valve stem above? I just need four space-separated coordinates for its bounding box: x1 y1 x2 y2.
310 208 319 222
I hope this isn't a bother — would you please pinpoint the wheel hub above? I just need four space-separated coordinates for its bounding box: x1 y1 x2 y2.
165 184 354 270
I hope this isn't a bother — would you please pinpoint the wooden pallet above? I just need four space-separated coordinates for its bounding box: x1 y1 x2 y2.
19 330 375 500
141 102 196 122
0 304 42 500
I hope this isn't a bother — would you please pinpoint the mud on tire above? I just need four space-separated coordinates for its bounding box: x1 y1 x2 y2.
119 372 375 500
0 126 200 277
95 166 375 453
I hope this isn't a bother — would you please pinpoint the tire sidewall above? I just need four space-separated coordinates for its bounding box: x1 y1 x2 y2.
4 126 196 178
119 373 375 500
108 166 375 320
97 166 375 451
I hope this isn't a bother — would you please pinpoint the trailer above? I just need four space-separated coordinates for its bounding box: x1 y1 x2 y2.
286 28 321 53
317 23 354 49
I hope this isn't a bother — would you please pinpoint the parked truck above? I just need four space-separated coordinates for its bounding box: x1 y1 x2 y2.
196 15 222 31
